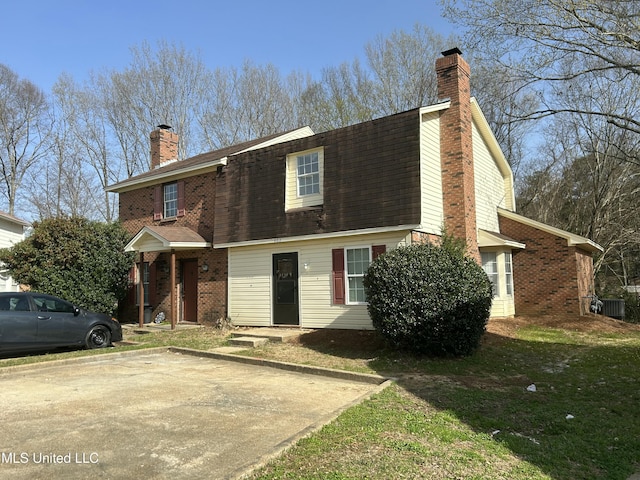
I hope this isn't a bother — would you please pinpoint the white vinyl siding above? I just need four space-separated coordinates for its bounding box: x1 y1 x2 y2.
227 231 411 329
419 110 444 234
472 119 511 232
0 217 26 292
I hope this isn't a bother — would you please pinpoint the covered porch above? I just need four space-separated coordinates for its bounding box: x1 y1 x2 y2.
125 225 211 329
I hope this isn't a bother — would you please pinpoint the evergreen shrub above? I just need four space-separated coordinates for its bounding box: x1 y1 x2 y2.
364 242 493 356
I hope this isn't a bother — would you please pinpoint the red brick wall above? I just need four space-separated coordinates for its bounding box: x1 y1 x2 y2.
411 231 441 245
118 170 227 324
150 128 178 169
436 51 479 262
499 215 594 316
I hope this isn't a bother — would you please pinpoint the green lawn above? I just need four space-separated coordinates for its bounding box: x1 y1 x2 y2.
2 319 639 479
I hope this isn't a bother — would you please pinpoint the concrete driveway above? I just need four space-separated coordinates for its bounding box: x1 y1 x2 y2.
0 348 388 479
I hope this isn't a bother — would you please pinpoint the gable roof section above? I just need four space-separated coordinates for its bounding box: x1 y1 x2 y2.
498 208 603 253
106 126 314 193
125 226 211 253
0 211 30 227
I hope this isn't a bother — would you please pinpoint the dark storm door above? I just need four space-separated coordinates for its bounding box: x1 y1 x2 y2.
182 259 198 322
272 253 299 325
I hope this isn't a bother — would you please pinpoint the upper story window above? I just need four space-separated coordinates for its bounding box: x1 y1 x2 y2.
297 152 320 196
285 148 324 211
164 183 178 218
154 181 185 220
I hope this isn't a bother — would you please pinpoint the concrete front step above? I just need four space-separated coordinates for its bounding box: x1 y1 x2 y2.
230 328 307 343
228 336 270 348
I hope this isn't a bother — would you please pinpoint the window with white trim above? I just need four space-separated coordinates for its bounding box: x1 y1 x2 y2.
346 247 370 304
297 152 320 196
505 251 513 296
285 148 324 210
163 183 178 218
481 252 498 297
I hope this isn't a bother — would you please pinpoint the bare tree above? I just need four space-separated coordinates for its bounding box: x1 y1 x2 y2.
199 61 308 148
26 74 103 220
365 24 454 115
299 61 377 132
0 64 52 215
518 98 640 290
107 40 215 163
442 0 640 136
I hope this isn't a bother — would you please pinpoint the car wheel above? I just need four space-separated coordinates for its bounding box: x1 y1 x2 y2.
85 325 112 349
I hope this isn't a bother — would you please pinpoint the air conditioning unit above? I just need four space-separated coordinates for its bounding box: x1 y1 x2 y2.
601 299 625 320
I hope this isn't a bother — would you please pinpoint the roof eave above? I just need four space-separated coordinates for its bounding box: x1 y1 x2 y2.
107 157 228 193
498 208 604 253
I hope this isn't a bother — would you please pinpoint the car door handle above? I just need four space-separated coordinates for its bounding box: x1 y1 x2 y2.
37 315 51 320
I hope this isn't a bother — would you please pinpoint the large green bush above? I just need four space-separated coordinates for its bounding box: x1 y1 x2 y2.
364 242 493 356
0 217 134 316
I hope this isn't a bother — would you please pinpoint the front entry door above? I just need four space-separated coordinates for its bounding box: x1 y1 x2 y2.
272 253 299 325
182 259 198 322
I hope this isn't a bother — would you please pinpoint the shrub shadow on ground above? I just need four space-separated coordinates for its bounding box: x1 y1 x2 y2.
293 316 640 480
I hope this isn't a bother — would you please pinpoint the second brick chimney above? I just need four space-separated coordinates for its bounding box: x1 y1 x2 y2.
150 124 179 170
436 48 479 261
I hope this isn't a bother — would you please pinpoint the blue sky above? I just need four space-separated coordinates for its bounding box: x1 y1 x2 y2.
2 0 456 92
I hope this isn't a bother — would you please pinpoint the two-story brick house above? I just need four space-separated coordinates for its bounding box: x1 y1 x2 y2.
108 49 601 329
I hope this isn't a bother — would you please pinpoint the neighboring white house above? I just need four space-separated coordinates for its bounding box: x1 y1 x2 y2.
0 212 29 292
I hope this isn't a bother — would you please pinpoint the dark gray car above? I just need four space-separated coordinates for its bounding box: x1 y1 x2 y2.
0 292 122 353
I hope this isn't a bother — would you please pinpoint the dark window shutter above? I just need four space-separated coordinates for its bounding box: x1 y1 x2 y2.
372 244 386 260
148 262 157 305
153 185 163 220
177 181 185 217
332 248 345 305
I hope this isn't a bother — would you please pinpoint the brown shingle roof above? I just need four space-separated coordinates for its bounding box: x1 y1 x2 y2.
107 129 306 192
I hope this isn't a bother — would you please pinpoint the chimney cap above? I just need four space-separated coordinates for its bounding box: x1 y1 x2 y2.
441 47 463 57
157 124 172 130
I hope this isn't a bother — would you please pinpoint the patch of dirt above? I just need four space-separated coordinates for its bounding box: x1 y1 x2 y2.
487 314 640 339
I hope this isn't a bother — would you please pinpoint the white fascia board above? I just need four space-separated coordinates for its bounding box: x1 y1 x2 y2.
234 127 315 154
419 102 450 117
106 157 228 193
498 208 603 252
214 224 421 249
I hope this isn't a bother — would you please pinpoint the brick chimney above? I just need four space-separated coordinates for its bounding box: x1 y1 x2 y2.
436 48 479 261
150 124 178 169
